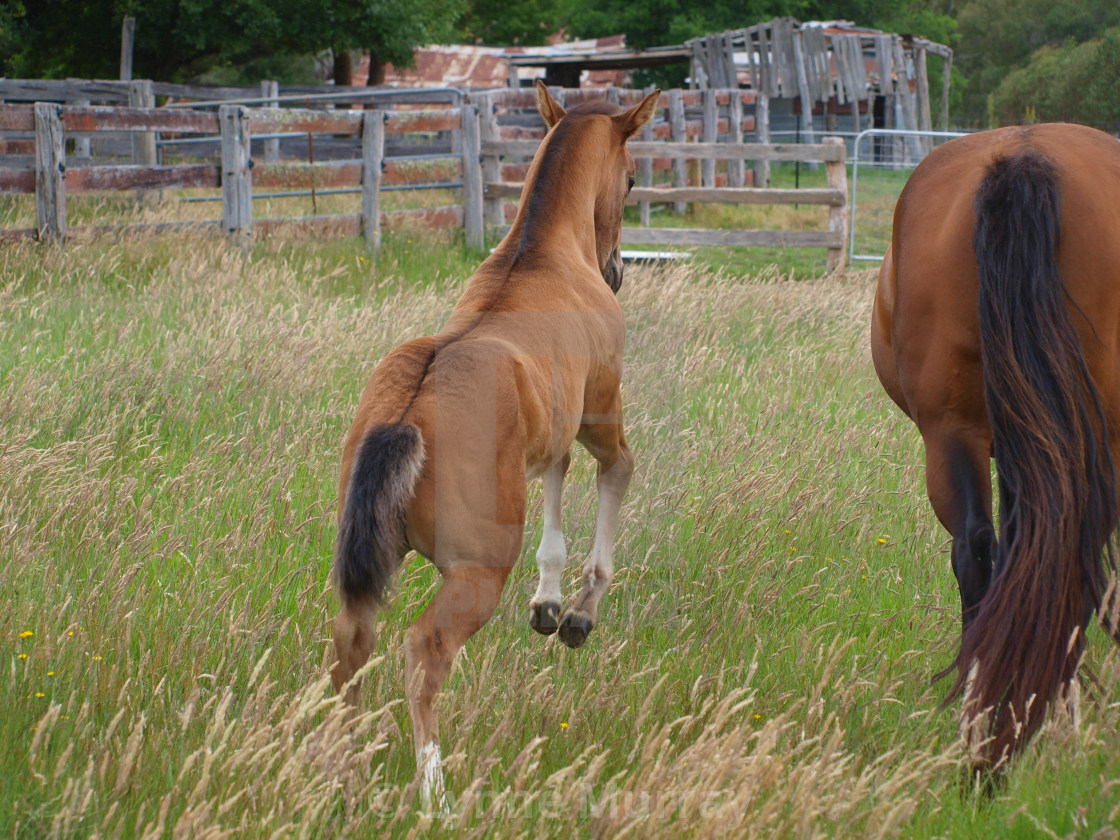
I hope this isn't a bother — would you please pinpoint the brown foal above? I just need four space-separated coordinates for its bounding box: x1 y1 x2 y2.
330 81 660 810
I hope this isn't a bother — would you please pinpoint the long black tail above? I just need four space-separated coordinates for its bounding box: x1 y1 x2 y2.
957 151 1118 765
335 423 426 606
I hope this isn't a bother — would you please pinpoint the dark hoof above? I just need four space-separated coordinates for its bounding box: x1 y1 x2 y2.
558 611 593 649
530 601 561 635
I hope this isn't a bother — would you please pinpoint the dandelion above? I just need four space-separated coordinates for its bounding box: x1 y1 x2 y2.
19 631 33 639
67 631 74 638
560 722 569 730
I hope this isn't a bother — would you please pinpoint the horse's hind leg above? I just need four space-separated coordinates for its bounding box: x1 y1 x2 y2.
560 411 634 649
404 557 516 812
530 450 571 635
923 429 996 632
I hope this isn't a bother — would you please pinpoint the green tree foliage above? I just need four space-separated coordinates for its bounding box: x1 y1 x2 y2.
0 0 462 84
991 27 1120 130
955 0 1120 122
457 0 563 46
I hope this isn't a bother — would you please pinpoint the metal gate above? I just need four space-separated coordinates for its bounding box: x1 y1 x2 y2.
847 128 968 265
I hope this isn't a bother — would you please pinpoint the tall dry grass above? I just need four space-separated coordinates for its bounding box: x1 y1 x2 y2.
3 232 1120 838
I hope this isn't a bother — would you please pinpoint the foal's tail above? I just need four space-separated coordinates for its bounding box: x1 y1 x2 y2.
335 423 426 607
957 151 1118 766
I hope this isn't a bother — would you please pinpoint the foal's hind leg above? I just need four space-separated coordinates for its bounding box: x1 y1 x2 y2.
404 558 516 812
923 429 996 632
559 414 634 649
530 451 571 635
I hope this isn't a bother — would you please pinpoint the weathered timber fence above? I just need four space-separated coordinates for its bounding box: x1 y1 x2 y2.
477 87 848 272
0 79 465 165
0 102 484 249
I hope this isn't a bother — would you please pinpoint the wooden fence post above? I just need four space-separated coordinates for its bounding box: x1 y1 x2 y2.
260 80 280 164
461 104 484 251
479 95 504 227
74 99 92 159
702 88 718 188
34 102 66 242
120 17 135 81
220 105 252 250
669 89 687 214
754 93 771 188
129 79 157 166
638 89 655 226
824 136 848 274
361 111 384 253
729 91 745 188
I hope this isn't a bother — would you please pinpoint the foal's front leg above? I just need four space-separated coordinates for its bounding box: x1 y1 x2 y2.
529 451 571 634
559 425 634 649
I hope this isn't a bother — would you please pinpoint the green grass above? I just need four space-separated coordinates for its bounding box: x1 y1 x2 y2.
3 225 1119 838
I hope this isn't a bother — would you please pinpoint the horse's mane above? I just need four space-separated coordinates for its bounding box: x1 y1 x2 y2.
515 101 621 265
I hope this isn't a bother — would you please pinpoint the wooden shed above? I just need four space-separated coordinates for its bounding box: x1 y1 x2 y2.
688 18 952 152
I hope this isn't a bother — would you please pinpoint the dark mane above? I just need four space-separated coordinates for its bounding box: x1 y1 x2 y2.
516 101 621 263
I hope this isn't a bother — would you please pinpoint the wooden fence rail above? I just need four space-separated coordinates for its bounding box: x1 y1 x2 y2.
0 101 484 249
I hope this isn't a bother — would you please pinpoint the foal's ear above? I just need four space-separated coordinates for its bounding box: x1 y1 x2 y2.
535 80 566 128
615 89 661 139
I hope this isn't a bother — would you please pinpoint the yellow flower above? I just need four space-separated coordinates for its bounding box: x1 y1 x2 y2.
19 631 33 639
35 692 45 698
47 671 55 677
784 529 791 534
789 546 796 552
17 653 27 661
560 722 569 730
877 538 887 544
753 713 762 720
67 631 74 638
92 656 103 662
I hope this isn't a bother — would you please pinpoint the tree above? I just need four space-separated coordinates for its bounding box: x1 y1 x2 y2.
456 0 563 46
955 0 1120 122
991 27 1120 130
0 0 463 85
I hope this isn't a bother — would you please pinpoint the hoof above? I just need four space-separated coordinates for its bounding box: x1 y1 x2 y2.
530 601 561 635
558 611 593 649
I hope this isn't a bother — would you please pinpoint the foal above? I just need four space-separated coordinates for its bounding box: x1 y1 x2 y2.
331 82 660 809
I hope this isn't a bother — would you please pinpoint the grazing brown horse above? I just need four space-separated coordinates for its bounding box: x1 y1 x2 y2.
330 81 660 810
872 123 1120 773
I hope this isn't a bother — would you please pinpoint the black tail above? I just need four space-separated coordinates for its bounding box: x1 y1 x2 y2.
335 423 426 606
957 152 1117 764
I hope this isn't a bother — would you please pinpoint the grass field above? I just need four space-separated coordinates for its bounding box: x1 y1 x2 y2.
4 224 1120 838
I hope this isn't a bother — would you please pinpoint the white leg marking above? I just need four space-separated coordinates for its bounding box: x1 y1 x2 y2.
417 741 450 816
575 456 630 617
532 456 567 607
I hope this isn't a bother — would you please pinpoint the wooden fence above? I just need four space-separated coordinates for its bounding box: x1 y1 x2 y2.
477 87 848 272
0 101 483 249
1 83 849 271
